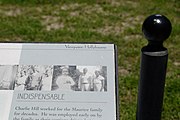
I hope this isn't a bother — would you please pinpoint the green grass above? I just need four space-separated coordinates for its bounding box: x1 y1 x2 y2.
0 0 179 119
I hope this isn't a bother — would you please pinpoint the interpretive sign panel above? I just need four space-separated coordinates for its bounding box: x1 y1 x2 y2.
0 43 118 120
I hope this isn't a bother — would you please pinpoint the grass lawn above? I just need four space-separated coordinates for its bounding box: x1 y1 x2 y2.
0 0 179 119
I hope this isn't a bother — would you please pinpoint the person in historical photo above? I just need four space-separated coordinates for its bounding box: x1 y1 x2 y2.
78 68 91 91
24 66 43 90
0 65 17 90
14 70 27 90
92 70 105 92
41 67 53 91
54 66 75 91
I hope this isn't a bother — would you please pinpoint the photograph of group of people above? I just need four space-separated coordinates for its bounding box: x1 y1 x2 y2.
0 65 53 91
0 65 107 92
52 65 107 92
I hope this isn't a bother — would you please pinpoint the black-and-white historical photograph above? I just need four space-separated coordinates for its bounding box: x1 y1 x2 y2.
14 65 53 91
0 65 18 90
52 65 107 92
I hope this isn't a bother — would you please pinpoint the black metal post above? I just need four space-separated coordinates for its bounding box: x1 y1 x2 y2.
136 14 172 120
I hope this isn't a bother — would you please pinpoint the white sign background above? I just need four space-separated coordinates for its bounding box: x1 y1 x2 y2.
0 43 117 120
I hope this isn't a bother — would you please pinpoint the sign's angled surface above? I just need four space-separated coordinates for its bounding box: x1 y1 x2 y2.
0 43 118 120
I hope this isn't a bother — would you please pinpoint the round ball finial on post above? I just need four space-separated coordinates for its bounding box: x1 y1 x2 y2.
137 14 172 120
142 14 172 44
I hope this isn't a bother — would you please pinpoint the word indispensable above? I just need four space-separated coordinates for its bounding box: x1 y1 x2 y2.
17 93 65 100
